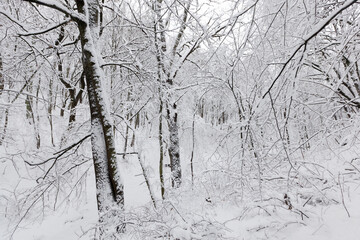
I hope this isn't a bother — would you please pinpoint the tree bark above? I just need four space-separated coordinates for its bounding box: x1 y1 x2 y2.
159 96 165 198
153 0 183 189
75 0 125 236
166 101 181 188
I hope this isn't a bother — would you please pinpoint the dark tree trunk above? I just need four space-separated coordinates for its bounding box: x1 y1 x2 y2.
159 97 165 198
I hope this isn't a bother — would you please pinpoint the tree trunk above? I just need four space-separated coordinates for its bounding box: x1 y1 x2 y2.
35 81 41 149
159 97 165 198
75 0 124 236
153 0 182 189
0 53 5 145
20 0 125 235
0 52 3 92
47 77 55 147
166 102 181 188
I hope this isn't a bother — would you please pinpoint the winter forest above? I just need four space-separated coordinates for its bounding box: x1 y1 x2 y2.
1 0 360 239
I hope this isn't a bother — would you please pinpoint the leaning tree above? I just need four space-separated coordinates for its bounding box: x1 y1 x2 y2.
19 0 125 237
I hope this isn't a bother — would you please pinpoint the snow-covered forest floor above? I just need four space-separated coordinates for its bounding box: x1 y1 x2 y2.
1 109 360 240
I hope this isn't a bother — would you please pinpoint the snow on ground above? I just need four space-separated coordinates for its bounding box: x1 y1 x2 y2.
1 113 360 239
214 182 360 240
2 151 360 240
279 183 360 240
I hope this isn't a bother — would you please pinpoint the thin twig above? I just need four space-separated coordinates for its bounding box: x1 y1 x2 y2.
338 174 350 217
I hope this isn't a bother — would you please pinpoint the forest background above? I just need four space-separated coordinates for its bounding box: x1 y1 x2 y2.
1 0 360 239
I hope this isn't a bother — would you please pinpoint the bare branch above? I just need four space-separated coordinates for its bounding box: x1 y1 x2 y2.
0 10 28 31
18 18 71 36
22 0 85 23
262 0 358 98
116 152 138 156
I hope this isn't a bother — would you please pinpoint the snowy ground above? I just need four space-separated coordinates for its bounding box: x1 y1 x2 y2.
2 144 360 240
2 175 360 240
1 112 360 239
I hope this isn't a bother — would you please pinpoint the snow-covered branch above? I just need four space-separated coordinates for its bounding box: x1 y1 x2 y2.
262 0 358 98
22 0 85 23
